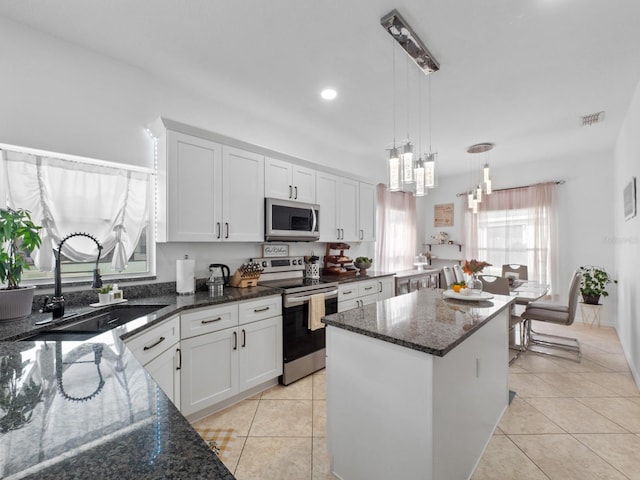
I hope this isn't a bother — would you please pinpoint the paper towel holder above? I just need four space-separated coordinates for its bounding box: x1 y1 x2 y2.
176 254 196 295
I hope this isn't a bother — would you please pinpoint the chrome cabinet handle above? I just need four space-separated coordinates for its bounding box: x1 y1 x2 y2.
294 186 298 199
233 331 237 350
254 306 270 312
216 222 221 239
201 317 222 324
225 222 229 238
242 329 246 348
176 348 182 371
143 336 165 351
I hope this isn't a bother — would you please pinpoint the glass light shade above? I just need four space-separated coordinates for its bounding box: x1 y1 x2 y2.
485 178 492 194
472 197 478 214
483 163 490 183
401 142 414 184
468 191 474 209
414 157 425 196
476 185 483 203
388 148 401 191
424 153 436 188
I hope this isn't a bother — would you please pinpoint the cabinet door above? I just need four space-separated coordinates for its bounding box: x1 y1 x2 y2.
265 157 293 200
378 277 395 301
238 316 283 391
166 131 222 241
316 171 340 242
222 146 265 241
181 328 238 416
291 165 316 203
358 182 376 242
145 346 181 409
338 178 359 242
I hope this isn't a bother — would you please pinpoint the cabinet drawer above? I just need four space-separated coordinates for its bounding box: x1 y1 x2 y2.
239 295 282 325
181 304 238 339
358 280 378 297
126 315 180 366
338 284 358 301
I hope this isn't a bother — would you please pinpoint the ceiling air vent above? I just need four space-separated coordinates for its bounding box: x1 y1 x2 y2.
581 111 605 126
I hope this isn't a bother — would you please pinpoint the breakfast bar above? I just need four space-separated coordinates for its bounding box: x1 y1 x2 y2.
322 289 514 480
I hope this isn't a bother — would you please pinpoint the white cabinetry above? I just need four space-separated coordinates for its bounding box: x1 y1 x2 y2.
180 296 282 417
316 171 340 242
265 157 316 203
125 315 181 408
156 129 264 242
338 178 359 242
358 182 376 242
338 277 395 312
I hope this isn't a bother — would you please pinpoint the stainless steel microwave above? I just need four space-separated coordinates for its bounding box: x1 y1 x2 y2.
265 198 320 242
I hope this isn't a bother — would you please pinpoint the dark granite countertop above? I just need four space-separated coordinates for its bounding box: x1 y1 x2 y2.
0 286 281 343
0 334 234 479
322 288 515 356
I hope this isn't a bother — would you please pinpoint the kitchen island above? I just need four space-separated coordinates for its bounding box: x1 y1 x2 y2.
322 289 514 480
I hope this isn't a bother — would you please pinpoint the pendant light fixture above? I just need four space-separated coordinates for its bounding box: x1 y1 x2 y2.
388 38 401 192
382 8 439 195
414 68 426 197
466 142 494 213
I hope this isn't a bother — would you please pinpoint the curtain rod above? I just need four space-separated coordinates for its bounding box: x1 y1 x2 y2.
456 180 565 197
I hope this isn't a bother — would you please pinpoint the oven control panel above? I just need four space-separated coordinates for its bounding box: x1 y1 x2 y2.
251 257 305 274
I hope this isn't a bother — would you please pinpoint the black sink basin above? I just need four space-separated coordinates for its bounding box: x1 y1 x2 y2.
26 305 168 341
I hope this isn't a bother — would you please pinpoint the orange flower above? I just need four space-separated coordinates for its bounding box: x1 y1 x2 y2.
462 259 492 275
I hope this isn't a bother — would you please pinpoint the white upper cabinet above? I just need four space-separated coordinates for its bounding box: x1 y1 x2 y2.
265 157 316 203
316 171 340 242
222 146 265 242
156 127 264 242
338 178 359 242
358 182 376 242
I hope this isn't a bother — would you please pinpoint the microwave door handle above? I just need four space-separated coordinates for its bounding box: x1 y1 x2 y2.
311 207 317 233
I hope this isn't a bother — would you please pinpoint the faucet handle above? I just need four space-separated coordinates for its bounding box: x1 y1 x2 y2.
39 296 50 313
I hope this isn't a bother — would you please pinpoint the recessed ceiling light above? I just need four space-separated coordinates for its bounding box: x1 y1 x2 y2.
321 88 337 100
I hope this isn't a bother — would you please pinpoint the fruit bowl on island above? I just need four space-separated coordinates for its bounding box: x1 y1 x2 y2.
354 257 373 274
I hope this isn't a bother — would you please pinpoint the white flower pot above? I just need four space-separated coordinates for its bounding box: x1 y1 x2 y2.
0 285 36 321
98 293 111 305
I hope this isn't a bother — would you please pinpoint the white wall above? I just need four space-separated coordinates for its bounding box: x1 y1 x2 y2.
613 79 640 383
0 18 377 284
416 151 617 322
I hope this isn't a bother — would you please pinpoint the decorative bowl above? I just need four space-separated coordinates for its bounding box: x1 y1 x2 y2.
354 261 372 273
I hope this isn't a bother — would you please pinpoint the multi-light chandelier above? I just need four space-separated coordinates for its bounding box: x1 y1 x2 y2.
381 9 439 196
466 142 493 213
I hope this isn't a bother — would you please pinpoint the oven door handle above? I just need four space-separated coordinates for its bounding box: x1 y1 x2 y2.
287 289 338 303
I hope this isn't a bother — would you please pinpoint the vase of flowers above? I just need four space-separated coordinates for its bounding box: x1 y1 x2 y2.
462 259 492 295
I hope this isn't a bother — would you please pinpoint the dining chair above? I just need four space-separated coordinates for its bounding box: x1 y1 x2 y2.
521 270 582 362
452 264 465 283
442 266 455 288
480 274 525 362
502 264 528 280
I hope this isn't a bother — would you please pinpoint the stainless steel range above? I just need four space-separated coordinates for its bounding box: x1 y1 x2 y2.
253 256 338 385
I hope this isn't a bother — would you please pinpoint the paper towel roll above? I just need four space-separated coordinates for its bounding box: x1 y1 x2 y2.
176 257 195 295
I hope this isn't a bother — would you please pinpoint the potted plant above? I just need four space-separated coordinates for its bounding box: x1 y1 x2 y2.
579 265 616 305
0 208 42 321
96 284 112 304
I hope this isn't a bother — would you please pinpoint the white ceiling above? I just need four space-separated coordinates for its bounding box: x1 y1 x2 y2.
2 0 640 177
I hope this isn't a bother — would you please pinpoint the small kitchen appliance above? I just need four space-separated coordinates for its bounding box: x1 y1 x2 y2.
264 198 320 242
254 256 338 385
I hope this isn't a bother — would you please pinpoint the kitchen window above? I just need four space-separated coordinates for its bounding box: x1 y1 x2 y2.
1 144 154 284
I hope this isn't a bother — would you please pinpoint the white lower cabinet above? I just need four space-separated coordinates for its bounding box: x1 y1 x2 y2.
181 327 238 416
338 277 396 312
125 315 181 409
180 296 283 417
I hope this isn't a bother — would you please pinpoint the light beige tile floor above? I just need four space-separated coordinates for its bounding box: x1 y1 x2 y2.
192 321 640 480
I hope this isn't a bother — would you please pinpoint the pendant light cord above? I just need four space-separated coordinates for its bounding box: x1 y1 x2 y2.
392 39 396 148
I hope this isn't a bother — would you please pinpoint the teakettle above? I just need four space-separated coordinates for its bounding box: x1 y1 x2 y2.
208 264 231 286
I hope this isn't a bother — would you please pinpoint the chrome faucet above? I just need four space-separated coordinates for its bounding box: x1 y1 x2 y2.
41 232 103 320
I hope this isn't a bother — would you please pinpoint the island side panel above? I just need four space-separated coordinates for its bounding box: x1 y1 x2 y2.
326 326 434 480
433 307 510 480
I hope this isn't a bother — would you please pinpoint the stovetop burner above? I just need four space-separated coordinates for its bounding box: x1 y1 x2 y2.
258 277 331 290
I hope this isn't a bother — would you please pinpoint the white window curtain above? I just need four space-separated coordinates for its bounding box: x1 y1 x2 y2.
463 182 559 293
2 148 151 272
375 183 416 273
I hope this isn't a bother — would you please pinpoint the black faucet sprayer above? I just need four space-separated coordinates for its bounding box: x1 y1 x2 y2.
41 232 103 320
